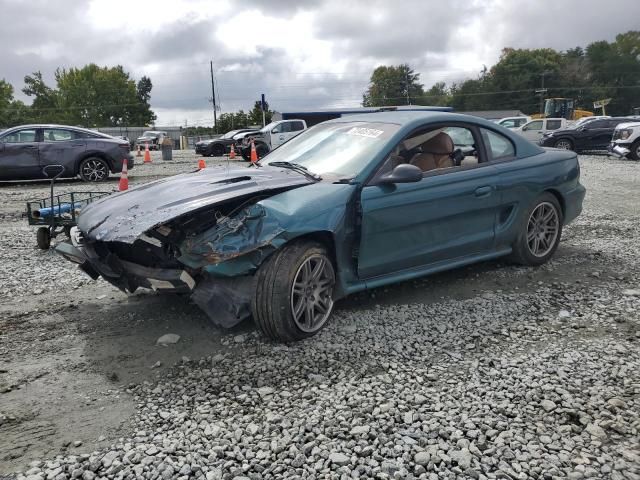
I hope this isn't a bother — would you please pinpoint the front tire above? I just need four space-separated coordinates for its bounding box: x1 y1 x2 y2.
37 227 51 250
629 140 640 161
212 144 225 156
510 193 563 266
252 241 336 342
79 157 110 182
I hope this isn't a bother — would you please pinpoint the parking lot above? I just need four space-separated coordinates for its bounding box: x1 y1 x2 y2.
1 151 639 479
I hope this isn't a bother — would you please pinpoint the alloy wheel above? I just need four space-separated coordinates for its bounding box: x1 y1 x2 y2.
555 139 572 150
290 255 335 333
81 159 108 181
526 202 560 258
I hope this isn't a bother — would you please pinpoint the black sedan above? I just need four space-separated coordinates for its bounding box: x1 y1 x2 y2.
195 129 258 157
539 117 638 152
0 125 133 182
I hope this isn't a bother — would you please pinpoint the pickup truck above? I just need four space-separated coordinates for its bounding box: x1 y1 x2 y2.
609 119 640 160
514 118 567 143
240 119 307 160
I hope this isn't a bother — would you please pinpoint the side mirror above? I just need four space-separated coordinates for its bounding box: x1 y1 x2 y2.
271 128 278 134
521 126 528 131
377 164 423 185
451 148 465 165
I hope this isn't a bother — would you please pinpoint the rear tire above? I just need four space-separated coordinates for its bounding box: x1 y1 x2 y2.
37 227 51 250
554 138 573 150
252 241 336 342
509 192 563 266
79 157 110 182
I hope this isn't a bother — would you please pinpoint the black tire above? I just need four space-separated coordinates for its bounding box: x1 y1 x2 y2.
212 143 225 156
509 192 563 266
79 157 110 182
256 143 270 159
554 138 574 151
37 227 51 250
252 241 336 342
629 140 640 161
241 149 251 162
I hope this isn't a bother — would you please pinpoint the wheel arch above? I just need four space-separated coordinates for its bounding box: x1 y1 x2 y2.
544 188 566 217
76 151 113 175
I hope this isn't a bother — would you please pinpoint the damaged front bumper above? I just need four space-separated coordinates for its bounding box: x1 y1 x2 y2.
55 241 196 293
608 142 631 158
56 241 255 328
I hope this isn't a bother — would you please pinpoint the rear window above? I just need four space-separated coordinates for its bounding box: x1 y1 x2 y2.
546 120 563 130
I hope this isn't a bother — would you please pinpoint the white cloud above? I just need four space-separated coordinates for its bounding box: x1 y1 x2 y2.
1 0 639 126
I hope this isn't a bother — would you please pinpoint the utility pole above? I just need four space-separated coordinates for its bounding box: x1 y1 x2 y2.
210 60 217 133
405 70 411 105
536 72 549 117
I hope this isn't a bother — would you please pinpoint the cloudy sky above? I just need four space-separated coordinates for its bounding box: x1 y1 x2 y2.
1 0 639 125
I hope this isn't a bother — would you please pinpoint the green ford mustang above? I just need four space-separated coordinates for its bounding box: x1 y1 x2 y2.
56 111 586 342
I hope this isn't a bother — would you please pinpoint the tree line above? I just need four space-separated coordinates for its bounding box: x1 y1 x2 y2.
0 64 156 128
185 101 275 136
362 30 640 116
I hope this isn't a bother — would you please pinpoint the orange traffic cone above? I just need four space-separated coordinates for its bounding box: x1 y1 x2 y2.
250 139 258 163
229 143 236 159
118 160 129 191
144 142 151 163
136 145 142 157
198 159 206 169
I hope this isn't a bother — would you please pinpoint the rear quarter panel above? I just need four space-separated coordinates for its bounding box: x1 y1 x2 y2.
492 148 584 250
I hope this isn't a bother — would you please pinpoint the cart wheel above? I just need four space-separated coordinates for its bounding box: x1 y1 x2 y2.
37 227 51 250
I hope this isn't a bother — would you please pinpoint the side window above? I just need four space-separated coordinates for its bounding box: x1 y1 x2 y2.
587 120 606 129
43 129 75 142
291 121 305 132
2 129 37 143
481 128 515 161
546 120 562 131
500 119 516 128
524 120 543 131
515 119 527 127
280 122 292 133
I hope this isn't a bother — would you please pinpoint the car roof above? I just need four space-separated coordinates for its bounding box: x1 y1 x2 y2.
1 124 112 137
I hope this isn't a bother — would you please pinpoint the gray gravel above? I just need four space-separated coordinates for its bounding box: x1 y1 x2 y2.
1 154 639 479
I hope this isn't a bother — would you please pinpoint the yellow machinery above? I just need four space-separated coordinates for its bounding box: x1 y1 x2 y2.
532 98 593 120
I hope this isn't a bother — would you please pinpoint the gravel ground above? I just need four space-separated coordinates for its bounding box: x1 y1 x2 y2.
0 153 638 480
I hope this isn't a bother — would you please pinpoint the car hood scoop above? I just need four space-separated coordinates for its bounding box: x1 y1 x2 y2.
77 166 312 243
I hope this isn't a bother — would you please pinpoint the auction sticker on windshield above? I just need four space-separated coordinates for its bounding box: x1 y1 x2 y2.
346 127 384 138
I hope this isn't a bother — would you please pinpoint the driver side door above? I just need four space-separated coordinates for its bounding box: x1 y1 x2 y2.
357 124 500 279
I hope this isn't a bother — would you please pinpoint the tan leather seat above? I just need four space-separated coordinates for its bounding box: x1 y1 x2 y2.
410 132 454 172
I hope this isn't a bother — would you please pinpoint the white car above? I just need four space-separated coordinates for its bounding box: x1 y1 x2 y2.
241 119 307 160
609 119 640 160
496 116 531 129
515 118 567 143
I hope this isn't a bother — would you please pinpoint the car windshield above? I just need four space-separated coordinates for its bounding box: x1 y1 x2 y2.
260 122 278 134
260 122 399 178
222 130 240 139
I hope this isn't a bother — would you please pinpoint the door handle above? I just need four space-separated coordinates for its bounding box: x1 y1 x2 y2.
71 142 84 146
475 186 493 197
25 145 38 149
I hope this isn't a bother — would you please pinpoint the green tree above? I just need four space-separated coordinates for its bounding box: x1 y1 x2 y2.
248 100 273 126
21 65 157 127
362 64 424 106
421 81 450 106
22 71 60 123
133 76 156 125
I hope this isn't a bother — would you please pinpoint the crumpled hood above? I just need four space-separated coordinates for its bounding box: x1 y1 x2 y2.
77 165 313 243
